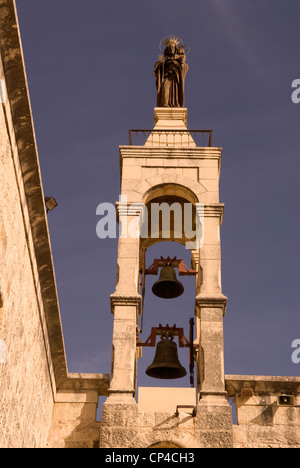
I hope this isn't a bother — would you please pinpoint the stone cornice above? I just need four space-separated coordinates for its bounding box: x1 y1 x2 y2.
119 146 222 160
225 375 300 397
59 373 110 396
114 202 224 227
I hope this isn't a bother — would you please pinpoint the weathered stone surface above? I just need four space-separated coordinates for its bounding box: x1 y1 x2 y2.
228 377 300 448
0 56 54 448
100 398 233 448
233 424 300 449
47 394 101 448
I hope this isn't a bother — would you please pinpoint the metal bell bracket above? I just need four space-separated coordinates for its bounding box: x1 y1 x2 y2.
136 318 198 387
137 323 189 348
145 256 197 277
139 253 197 333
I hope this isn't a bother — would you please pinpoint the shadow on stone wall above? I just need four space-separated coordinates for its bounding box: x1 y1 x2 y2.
47 401 101 448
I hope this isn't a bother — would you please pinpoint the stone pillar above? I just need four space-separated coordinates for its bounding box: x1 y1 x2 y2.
108 294 141 399
193 204 233 448
101 204 142 447
199 204 224 295
115 202 144 296
106 203 143 401
196 296 227 399
194 204 228 399
194 296 233 448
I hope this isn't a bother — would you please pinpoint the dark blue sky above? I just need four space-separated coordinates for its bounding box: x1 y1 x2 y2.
15 0 300 386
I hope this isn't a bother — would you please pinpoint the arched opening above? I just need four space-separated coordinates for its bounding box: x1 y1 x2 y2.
144 183 199 206
136 182 199 402
141 183 199 252
141 195 197 250
148 441 184 449
137 240 196 390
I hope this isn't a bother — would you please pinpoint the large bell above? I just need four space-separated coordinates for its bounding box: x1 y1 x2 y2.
146 337 187 379
152 266 184 299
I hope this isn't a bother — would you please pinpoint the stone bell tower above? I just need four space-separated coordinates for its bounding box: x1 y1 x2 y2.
100 36 233 449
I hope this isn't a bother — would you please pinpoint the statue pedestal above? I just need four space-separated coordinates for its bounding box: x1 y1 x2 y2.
154 107 188 128
145 107 196 147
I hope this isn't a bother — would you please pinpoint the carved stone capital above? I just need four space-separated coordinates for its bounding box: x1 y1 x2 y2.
196 203 224 224
110 293 142 315
195 293 228 317
116 202 146 225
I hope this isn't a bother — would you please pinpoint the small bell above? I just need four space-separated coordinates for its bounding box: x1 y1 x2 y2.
146 336 187 380
152 266 184 299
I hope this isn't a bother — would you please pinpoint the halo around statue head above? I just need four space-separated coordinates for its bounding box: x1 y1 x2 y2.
159 35 190 54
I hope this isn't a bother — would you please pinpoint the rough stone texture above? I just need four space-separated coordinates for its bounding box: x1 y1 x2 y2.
233 423 300 449
195 403 233 448
227 376 300 448
233 396 300 448
100 399 233 448
101 402 197 448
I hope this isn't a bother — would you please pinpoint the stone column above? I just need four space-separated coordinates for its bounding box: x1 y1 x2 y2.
108 295 141 400
194 204 227 398
100 200 145 448
193 205 233 448
194 297 232 448
105 202 143 402
114 201 144 296
199 204 224 296
196 295 227 401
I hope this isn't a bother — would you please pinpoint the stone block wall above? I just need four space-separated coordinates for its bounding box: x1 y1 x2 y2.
226 377 300 448
233 395 300 448
100 398 233 448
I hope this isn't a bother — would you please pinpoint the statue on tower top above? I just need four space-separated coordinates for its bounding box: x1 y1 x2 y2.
154 36 189 108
